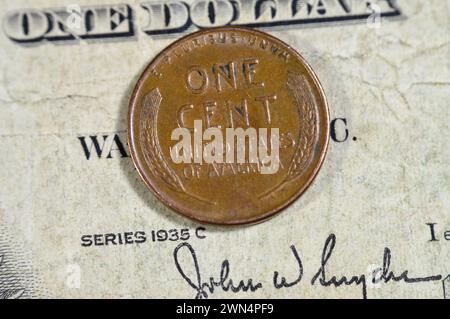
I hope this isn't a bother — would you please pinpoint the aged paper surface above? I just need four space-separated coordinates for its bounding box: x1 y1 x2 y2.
0 0 449 299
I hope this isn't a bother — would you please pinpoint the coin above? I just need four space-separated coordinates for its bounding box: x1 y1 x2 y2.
128 27 329 225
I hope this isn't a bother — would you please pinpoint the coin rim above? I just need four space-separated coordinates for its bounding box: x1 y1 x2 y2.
128 26 330 226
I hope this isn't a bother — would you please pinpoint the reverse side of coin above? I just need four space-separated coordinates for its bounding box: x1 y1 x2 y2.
128 27 329 225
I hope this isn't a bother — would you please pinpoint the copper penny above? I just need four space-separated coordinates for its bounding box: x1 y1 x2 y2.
128 27 329 225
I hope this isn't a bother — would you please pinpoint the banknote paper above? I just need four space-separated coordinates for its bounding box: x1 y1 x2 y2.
0 0 449 299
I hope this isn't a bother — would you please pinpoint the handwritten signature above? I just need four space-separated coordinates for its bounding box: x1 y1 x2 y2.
173 234 447 299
